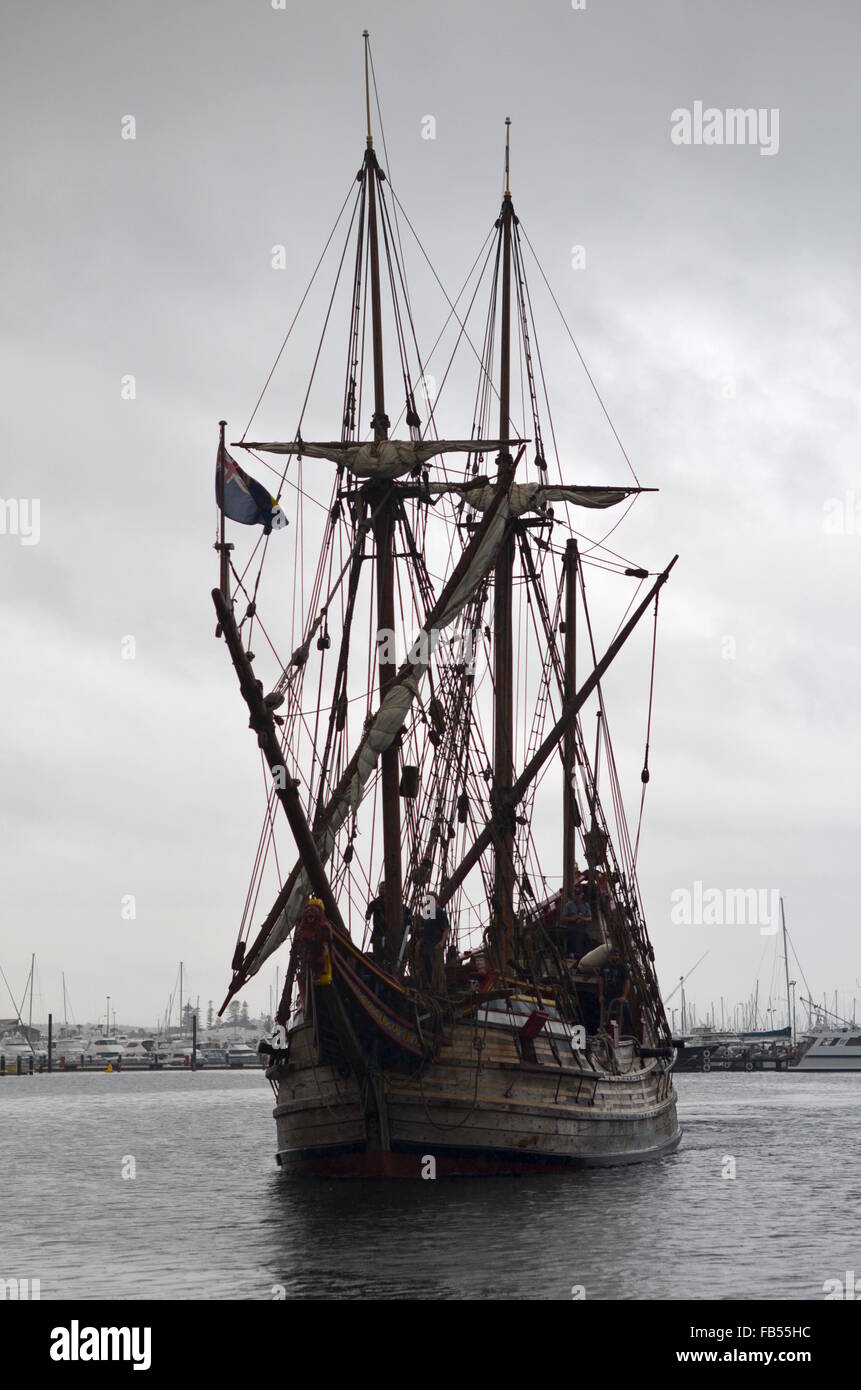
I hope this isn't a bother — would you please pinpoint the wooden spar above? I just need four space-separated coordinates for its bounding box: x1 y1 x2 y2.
561 538 579 904
217 420 230 599
212 587 347 937
439 555 679 910
492 120 517 972
365 86 404 967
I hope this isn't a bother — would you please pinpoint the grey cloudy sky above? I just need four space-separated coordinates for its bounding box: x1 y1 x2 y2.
1 0 859 1030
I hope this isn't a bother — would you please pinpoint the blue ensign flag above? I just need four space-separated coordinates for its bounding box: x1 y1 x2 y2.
216 445 287 533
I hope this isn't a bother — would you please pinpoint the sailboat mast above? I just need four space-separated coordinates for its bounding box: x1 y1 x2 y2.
562 539 579 903
179 961 183 1037
363 30 403 964
493 118 516 970
780 897 792 1038
28 953 34 1040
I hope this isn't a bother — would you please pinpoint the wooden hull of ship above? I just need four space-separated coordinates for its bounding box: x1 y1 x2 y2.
269 1018 681 1178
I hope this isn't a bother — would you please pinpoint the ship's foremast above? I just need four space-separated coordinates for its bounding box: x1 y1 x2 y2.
363 32 405 968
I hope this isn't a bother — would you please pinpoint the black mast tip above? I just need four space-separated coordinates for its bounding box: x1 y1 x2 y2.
363 31 373 148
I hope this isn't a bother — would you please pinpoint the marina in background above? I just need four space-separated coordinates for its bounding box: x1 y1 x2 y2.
0 956 268 1072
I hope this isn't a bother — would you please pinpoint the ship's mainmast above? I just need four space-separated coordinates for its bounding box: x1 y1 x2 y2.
493 119 516 971
363 31 404 966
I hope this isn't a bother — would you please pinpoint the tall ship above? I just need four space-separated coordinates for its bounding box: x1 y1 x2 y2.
213 36 681 1175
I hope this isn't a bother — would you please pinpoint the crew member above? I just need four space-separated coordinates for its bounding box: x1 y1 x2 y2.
421 899 450 990
365 884 387 962
598 946 632 1031
560 885 592 957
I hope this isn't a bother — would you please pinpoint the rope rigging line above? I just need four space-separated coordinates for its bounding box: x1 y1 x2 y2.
234 753 286 955
389 187 506 411
576 494 641 561
367 40 415 335
341 169 367 440
513 218 563 486
237 185 366 638
308 527 339 788
632 592 660 868
240 174 361 441
239 449 331 512
510 221 547 477
519 221 641 487
573 572 667 1039
377 182 430 439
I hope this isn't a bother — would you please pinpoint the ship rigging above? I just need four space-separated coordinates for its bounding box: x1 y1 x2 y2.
211 33 681 1174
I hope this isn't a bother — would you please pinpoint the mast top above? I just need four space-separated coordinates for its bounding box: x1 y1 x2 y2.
504 116 511 198
363 30 373 149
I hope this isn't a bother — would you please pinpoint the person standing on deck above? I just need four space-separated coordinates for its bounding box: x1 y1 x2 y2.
421 897 450 991
365 884 387 962
560 884 593 958
598 947 632 1031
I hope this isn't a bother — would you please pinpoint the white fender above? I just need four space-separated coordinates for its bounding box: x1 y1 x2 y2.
577 943 610 974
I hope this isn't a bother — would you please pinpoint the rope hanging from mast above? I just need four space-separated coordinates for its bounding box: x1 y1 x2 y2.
633 591 661 868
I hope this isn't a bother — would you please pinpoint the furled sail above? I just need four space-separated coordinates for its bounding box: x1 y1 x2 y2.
427 481 641 514
245 479 516 976
237 438 517 480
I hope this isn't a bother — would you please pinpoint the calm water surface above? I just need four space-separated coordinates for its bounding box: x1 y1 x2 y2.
1 1070 856 1299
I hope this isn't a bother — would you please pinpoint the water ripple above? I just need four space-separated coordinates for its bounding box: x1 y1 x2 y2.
1 1070 856 1299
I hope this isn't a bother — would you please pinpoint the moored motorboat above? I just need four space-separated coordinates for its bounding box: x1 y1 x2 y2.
794 1027 861 1072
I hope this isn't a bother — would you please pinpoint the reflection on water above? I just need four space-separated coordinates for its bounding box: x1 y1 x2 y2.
2 1070 857 1299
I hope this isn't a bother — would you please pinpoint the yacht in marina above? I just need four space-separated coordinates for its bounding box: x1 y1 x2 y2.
82 1036 126 1065
794 1028 861 1072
